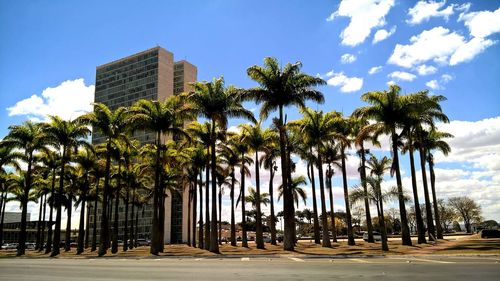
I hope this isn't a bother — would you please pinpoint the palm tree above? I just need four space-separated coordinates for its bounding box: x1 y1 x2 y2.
0 146 21 249
411 92 449 241
239 122 272 249
129 98 190 254
246 57 325 251
233 134 253 247
79 103 129 256
351 116 379 243
2 121 47 256
278 176 307 209
187 145 207 249
353 84 414 246
365 155 392 251
260 138 280 245
292 108 338 247
187 121 215 250
331 115 356 246
120 139 138 251
401 127 427 243
219 140 240 246
188 77 255 253
323 140 341 243
37 150 59 254
293 136 321 245
43 116 90 256
418 128 452 239
74 147 95 254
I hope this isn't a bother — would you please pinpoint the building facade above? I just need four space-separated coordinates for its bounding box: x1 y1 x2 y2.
90 46 197 244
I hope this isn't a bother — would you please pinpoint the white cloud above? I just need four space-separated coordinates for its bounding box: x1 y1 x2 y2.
386 80 396 86
415 64 437 75
426 73 453 90
459 7 500 39
368 66 382 75
426 79 440 90
407 0 455 25
441 74 453 83
388 26 494 68
340 53 357 64
327 0 395 46
7 78 94 121
325 70 363 93
449 37 496 65
388 71 417 81
372 26 396 44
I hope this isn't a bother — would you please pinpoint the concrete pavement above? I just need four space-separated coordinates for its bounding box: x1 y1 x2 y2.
0 255 498 280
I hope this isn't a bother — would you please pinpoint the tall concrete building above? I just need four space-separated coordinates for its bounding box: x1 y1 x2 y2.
90 46 197 244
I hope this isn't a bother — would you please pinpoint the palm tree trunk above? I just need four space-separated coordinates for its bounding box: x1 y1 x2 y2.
187 185 192 246
52 149 65 257
286 146 296 245
192 177 197 247
0 192 6 249
308 153 321 244
151 133 161 255
91 177 99 252
0 191 4 249
158 176 165 252
418 146 435 241
65 193 73 252
45 168 56 254
268 166 277 246
240 154 248 248
209 120 219 253
123 185 129 251
135 207 140 247
218 185 222 245
408 139 427 244
230 170 237 246
98 142 112 256
326 165 337 243
112 161 122 254
359 145 374 243
279 106 293 251
340 147 355 246
198 170 204 249
129 187 135 250
205 152 210 250
18 154 33 256
377 179 389 251
85 202 90 249
391 130 412 246
428 153 443 239
317 152 331 248
36 193 43 250
254 150 264 249
77 194 86 254
40 193 47 252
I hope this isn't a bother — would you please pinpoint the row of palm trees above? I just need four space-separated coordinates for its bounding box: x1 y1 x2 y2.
0 57 452 256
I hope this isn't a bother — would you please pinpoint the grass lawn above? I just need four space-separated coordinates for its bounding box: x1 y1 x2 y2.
1 236 498 258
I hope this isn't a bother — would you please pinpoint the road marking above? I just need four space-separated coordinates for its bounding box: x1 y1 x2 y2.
154 258 162 261
349 258 370 263
195 258 204 261
241 257 250 261
411 258 455 264
289 257 305 262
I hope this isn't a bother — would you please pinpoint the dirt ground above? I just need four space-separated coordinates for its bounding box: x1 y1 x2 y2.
1 236 499 258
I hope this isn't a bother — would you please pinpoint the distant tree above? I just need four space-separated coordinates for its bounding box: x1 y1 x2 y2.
448 196 482 233
452 221 461 232
437 199 456 233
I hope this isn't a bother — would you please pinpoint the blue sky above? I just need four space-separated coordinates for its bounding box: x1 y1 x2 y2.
1 0 499 225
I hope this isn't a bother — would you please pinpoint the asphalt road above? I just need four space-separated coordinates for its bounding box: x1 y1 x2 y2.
0 256 498 281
